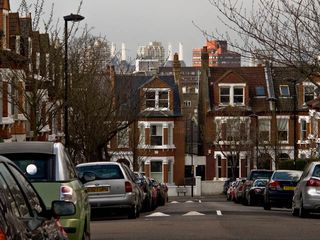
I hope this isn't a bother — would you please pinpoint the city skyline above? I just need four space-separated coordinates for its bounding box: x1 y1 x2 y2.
10 0 234 65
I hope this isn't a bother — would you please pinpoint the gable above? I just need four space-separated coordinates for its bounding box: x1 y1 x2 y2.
215 70 248 85
142 76 172 89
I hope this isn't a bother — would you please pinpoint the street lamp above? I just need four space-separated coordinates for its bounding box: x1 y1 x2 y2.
64 14 84 148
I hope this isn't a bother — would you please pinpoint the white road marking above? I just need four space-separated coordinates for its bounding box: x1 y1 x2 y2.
183 211 205 216
185 200 194 203
216 210 222 216
170 201 179 204
145 212 170 217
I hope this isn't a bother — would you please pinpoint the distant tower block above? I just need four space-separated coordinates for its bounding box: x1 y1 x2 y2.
168 43 173 61
179 42 184 61
111 42 116 58
121 43 126 61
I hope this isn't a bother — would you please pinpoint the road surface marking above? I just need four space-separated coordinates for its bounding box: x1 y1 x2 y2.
183 211 205 216
170 201 179 204
185 200 194 203
216 210 222 216
146 212 170 217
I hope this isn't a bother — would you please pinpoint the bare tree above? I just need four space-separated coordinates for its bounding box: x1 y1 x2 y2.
67 30 141 163
208 0 320 84
213 107 252 179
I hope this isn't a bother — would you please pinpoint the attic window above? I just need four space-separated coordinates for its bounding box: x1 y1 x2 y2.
279 85 290 97
145 88 169 110
256 86 265 96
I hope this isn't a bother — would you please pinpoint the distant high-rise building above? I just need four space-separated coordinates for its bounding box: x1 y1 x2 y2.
137 41 165 63
192 40 241 67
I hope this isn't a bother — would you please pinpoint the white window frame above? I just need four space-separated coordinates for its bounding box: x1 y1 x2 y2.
279 85 290 97
218 83 245 106
144 88 170 111
277 117 289 143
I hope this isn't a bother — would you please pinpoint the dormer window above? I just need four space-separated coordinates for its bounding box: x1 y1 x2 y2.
304 85 314 104
145 88 169 110
279 85 290 97
255 86 265 97
219 84 245 106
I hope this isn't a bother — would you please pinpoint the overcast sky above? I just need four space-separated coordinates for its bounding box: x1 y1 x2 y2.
10 0 226 65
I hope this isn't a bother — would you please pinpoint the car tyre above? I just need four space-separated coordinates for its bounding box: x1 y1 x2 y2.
298 200 308 218
263 197 271 210
128 204 138 219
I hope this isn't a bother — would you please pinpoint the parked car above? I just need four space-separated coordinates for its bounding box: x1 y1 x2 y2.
76 162 143 219
226 180 237 201
247 178 269 206
150 178 168 206
263 170 302 210
242 169 273 205
292 161 320 217
233 178 247 203
134 172 152 211
0 155 76 240
0 142 91 240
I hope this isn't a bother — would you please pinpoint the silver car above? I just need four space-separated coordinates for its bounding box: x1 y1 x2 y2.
76 162 143 219
292 161 320 217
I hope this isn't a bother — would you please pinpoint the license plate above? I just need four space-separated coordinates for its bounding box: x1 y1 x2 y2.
283 186 295 191
87 186 110 193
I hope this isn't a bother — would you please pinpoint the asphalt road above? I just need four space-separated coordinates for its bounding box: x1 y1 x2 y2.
90 195 320 240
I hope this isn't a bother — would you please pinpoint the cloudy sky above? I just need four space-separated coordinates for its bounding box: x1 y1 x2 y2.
10 0 227 65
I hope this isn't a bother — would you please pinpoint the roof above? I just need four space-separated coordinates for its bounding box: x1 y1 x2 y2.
115 74 182 117
0 142 57 154
209 66 269 114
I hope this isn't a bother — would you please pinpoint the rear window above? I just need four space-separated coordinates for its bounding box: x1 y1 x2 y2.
250 171 273 180
1 153 55 181
312 165 320 178
77 165 124 180
272 171 302 181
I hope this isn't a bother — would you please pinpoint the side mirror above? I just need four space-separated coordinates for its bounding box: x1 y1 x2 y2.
52 201 76 217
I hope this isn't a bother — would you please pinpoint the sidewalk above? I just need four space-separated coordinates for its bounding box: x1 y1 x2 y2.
168 194 226 203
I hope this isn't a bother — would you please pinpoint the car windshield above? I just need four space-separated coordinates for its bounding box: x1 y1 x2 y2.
250 171 273 180
77 165 124 180
253 179 268 187
272 171 302 181
1 153 55 181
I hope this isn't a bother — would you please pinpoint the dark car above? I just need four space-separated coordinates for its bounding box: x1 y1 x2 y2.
263 170 302 210
242 169 273 205
247 178 269 206
0 155 75 240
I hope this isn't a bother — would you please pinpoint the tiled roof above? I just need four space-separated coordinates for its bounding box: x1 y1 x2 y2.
115 75 181 117
209 66 269 114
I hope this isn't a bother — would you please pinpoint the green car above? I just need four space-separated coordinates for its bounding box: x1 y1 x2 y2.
0 141 91 240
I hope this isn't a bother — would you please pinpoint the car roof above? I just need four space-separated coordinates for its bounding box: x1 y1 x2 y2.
76 161 120 167
0 142 58 154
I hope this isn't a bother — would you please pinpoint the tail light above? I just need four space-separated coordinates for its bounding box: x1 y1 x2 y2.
60 186 76 202
125 181 133 193
0 228 6 240
307 178 320 187
268 181 281 190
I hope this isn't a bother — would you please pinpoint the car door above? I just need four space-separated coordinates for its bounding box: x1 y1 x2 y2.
0 162 63 240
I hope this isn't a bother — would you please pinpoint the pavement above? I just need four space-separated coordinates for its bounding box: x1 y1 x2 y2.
168 194 226 203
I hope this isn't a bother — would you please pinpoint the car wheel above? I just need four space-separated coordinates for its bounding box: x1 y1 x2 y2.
128 205 137 219
298 199 308 218
263 197 271 210
82 221 91 240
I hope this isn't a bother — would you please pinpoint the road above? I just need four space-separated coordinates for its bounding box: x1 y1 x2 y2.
90 195 320 240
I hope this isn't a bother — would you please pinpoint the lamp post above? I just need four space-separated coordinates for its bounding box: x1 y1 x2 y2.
64 14 84 148
249 113 259 168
